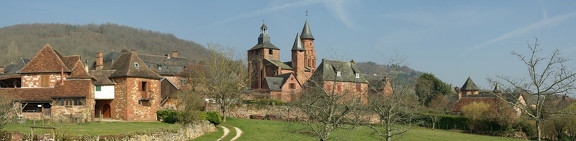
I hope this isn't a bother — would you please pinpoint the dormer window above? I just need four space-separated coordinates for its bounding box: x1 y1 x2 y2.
158 65 162 70
336 71 341 77
134 62 140 69
355 73 360 78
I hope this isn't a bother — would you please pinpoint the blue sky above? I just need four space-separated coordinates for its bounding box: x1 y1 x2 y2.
2 0 576 89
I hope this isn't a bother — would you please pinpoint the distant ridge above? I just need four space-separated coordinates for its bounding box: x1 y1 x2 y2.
0 23 210 65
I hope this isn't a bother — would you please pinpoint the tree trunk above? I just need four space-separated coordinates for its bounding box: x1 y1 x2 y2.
536 120 541 141
221 106 227 122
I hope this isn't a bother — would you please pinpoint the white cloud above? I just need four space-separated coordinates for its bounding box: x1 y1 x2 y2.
322 0 357 28
215 0 323 25
461 12 576 57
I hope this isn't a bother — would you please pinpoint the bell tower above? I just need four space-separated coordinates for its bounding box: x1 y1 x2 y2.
248 22 280 89
301 18 316 71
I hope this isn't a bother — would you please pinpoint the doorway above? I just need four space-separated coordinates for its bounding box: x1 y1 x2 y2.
102 104 111 118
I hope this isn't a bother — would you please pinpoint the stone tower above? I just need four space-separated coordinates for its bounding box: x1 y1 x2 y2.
300 19 316 71
248 23 280 89
291 33 306 83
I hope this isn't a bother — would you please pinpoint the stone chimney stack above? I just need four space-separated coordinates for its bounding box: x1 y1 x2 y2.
0 66 4 74
172 50 178 57
96 52 103 70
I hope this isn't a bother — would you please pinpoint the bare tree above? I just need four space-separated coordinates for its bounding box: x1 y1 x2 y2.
187 43 248 122
491 38 576 141
367 53 419 141
0 93 12 130
295 81 363 141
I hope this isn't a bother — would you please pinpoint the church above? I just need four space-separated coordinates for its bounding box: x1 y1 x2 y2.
247 19 317 102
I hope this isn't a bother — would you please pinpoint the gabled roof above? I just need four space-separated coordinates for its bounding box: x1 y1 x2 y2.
308 59 368 83
67 59 93 79
138 54 189 76
90 70 116 85
265 73 296 91
20 44 70 73
461 77 479 91
3 58 29 74
264 58 293 70
1 79 93 102
108 51 162 79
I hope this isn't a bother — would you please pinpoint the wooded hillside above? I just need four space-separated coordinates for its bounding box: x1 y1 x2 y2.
0 23 210 66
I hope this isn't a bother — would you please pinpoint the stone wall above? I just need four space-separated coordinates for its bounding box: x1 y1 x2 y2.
3 121 217 141
113 77 160 121
22 73 62 88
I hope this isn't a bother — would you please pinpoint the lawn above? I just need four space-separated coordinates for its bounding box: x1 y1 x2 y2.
3 120 181 136
194 118 526 141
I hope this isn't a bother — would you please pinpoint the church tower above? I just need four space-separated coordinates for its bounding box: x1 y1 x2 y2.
248 22 280 89
291 33 306 83
300 19 316 71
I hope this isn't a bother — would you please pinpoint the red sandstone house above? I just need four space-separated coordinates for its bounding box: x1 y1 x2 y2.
306 59 370 103
0 44 94 122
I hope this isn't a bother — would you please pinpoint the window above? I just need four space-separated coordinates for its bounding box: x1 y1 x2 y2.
95 85 102 91
289 83 296 89
336 71 341 77
40 75 50 87
54 98 85 106
181 78 187 86
158 65 162 70
139 100 151 106
355 73 360 78
326 84 332 91
141 81 148 91
268 50 273 55
134 62 140 69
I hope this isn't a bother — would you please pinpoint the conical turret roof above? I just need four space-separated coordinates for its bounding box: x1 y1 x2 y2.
461 77 479 91
292 33 304 51
300 19 314 40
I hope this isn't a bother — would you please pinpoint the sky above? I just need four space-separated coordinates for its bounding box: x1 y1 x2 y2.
1 0 576 90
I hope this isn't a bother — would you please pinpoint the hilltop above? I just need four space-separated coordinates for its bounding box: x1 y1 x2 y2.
0 23 210 65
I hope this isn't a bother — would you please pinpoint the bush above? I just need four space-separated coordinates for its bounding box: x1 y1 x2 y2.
157 110 180 124
203 112 222 125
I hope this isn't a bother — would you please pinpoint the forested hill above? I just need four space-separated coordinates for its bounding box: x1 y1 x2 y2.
0 23 210 65
356 61 423 81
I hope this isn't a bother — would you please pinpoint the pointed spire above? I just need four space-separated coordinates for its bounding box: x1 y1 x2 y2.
300 12 314 40
461 77 479 91
292 33 304 51
493 83 502 93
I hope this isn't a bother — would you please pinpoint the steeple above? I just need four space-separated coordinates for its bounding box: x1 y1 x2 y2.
291 33 304 51
258 22 270 44
300 19 314 40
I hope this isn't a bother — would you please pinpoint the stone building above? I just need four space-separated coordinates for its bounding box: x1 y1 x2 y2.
306 59 370 103
0 44 94 122
90 49 164 121
451 77 527 117
247 20 317 102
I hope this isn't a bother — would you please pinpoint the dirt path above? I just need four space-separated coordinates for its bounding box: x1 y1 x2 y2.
231 127 243 141
216 126 230 141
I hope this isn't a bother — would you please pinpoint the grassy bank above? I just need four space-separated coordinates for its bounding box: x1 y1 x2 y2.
194 118 525 141
3 121 180 136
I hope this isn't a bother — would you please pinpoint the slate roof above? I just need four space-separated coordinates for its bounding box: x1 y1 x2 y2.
369 78 389 90
461 77 479 91
265 58 293 70
308 59 368 83
20 44 71 73
300 19 314 40
249 23 279 51
264 73 293 91
4 58 29 74
137 54 189 76
90 70 116 85
291 33 305 51
108 51 162 79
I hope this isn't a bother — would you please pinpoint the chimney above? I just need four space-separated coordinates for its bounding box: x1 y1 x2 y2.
166 54 171 59
455 87 461 100
96 52 103 70
60 68 65 85
0 66 4 74
172 50 178 57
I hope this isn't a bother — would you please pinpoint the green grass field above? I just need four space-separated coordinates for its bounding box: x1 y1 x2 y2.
3 120 181 136
194 118 525 141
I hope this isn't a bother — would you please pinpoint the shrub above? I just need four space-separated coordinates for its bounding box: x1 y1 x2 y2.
157 110 180 124
203 112 222 125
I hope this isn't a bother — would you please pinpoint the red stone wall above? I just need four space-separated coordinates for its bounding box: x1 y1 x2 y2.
322 81 368 104
270 75 302 102
113 77 160 121
21 73 63 88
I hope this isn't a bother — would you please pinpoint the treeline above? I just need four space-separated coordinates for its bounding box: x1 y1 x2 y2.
0 23 211 66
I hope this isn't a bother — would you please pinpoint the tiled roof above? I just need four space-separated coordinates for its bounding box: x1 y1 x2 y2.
249 42 279 50
4 58 29 74
20 44 70 73
308 59 368 83
264 73 293 91
0 79 92 102
265 58 293 70
108 51 162 79
67 57 93 79
90 70 116 85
